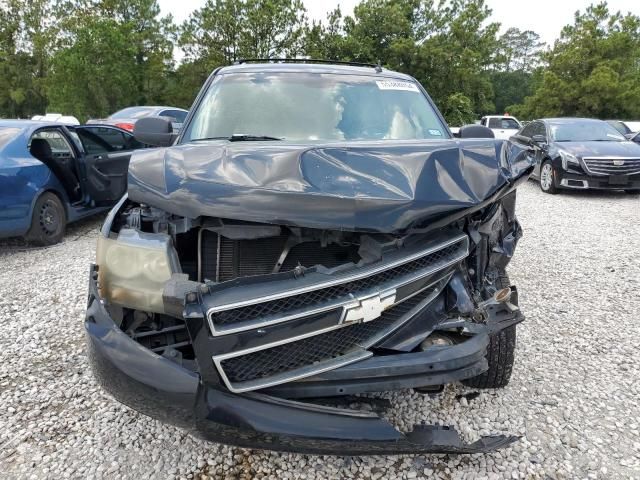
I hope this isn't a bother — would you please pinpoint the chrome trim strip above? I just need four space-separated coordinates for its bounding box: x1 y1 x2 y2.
208 233 467 313
207 237 468 336
214 330 372 393
359 275 450 350
213 275 450 393
560 179 589 189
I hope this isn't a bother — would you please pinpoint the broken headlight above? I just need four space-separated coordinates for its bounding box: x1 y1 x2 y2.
96 229 180 313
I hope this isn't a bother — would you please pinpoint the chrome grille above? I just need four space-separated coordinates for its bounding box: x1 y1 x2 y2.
583 157 640 176
207 234 469 336
215 280 447 392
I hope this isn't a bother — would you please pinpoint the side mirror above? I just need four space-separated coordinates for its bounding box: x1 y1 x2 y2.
531 134 547 145
624 133 635 140
133 117 177 147
459 124 495 139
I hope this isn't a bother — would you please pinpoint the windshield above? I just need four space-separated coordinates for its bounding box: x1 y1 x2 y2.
184 72 448 142
110 107 156 119
550 121 626 142
606 120 631 135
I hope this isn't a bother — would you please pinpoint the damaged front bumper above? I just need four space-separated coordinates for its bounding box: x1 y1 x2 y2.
85 269 520 455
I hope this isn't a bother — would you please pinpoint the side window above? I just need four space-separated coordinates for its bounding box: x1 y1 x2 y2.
488 118 502 128
88 127 127 150
75 128 114 154
76 127 144 153
501 118 520 129
519 123 536 139
532 122 547 139
160 109 187 123
30 130 74 158
480 117 486 126
122 133 146 150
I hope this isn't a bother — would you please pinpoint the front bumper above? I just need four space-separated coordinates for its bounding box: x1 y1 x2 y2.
85 269 519 455
553 164 640 190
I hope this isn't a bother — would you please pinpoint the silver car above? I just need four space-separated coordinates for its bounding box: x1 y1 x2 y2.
88 106 188 133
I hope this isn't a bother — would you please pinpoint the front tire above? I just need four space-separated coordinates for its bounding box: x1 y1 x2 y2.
25 192 67 246
462 271 517 389
539 160 558 194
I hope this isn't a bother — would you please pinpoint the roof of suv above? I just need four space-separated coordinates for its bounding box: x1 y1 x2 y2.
216 62 416 81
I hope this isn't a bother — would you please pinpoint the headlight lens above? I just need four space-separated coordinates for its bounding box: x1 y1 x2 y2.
560 151 579 169
96 229 178 313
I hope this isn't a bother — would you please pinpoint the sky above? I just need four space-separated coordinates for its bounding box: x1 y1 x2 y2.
158 0 640 49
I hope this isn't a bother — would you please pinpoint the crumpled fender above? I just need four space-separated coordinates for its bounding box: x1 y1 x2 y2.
127 139 534 233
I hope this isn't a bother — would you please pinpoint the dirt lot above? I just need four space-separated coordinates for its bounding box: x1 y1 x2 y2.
0 181 639 479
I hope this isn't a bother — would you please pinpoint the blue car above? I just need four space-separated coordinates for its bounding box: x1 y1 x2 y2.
0 120 146 245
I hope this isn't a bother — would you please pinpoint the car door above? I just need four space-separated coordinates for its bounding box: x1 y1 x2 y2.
528 122 549 176
70 126 143 206
509 122 539 175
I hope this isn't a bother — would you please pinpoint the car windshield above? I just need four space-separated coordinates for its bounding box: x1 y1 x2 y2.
110 107 156 119
550 121 626 142
184 72 448 142
0 127 22 149
606 120 631 135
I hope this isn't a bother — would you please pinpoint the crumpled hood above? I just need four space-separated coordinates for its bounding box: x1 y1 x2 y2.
127 139 532 233
555 140 640 159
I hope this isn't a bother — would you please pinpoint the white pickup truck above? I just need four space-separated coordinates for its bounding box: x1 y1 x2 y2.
480 115 522 140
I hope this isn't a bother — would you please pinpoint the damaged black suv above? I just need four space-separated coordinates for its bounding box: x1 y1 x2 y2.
85 61 535 455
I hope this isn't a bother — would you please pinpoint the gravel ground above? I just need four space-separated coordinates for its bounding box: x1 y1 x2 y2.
0 181 639 479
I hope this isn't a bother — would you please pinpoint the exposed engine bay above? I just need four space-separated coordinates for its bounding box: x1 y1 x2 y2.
97 186 523 395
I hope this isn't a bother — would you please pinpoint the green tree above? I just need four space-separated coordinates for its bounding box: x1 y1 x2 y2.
177 0 307 105
47 0 174 121
514 2 640 119
0 0 52 118
495 28 544 73
305 0 501 124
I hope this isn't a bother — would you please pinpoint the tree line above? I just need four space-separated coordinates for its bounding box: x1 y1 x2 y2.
1 0 639 124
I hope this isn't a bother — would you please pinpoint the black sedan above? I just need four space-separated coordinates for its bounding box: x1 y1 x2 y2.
509 118 640 194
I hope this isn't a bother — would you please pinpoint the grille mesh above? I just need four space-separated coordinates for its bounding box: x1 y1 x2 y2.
211 242 463 327
219 285 437 384
583 158 640 176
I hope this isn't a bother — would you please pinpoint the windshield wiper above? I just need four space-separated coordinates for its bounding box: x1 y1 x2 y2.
230 134 282 141
191 134 283 142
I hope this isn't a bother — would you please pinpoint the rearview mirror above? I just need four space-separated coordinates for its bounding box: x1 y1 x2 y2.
133 117 178 147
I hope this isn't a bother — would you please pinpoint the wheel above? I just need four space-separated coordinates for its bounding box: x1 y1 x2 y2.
25 192 67 246
539 160 558 194
462 271 517 389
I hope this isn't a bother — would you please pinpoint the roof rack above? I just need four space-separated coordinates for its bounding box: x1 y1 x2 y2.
234 58 383 72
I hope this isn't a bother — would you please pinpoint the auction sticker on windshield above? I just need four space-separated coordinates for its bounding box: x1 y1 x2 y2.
376 80 420 92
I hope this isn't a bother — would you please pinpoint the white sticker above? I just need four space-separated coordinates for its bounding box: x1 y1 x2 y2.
429 129 443 136
376 80 420 92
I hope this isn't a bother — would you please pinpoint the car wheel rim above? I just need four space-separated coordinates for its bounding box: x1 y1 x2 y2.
39 200 60 236
540 164 553 190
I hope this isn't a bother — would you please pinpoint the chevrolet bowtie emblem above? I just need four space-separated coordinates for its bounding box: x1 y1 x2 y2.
613 159 625 166
342 289 396 324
